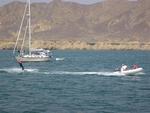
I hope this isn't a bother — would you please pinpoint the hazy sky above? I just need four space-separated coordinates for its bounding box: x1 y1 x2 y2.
0 0 104 6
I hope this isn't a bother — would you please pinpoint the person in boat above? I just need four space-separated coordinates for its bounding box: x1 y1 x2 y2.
17 60 24 70
120 64 128 72
132 64 139 69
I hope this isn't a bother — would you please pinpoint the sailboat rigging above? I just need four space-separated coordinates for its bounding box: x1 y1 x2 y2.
13 0 52 62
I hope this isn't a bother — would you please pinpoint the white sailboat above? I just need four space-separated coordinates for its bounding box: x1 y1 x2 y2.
13 0 52 62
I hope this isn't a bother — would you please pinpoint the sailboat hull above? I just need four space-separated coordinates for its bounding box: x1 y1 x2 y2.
16 56 51 62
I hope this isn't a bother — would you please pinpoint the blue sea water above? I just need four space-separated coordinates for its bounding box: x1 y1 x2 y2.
0 50 150 113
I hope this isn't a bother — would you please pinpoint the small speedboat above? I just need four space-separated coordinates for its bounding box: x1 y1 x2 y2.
119 67 144 75
55 58 65 61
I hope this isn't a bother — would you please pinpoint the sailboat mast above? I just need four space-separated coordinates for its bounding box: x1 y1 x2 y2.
13 2 28 54
28 0 31 55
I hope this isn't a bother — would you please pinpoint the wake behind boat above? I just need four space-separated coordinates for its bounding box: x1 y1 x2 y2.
115 64 144 75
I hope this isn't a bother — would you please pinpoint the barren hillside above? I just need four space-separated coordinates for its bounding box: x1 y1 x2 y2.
0 0 150 42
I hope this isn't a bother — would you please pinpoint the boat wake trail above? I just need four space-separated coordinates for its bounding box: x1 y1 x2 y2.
0 68 145 76
49 71 125 76
0 68 39 74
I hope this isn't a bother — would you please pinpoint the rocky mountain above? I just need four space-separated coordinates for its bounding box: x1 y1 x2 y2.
0 0 150 42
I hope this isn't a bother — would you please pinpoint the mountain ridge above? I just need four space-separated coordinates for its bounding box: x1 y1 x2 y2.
0 0 150 42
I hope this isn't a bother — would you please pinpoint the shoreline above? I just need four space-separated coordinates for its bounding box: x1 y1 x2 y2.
0 40 150 51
